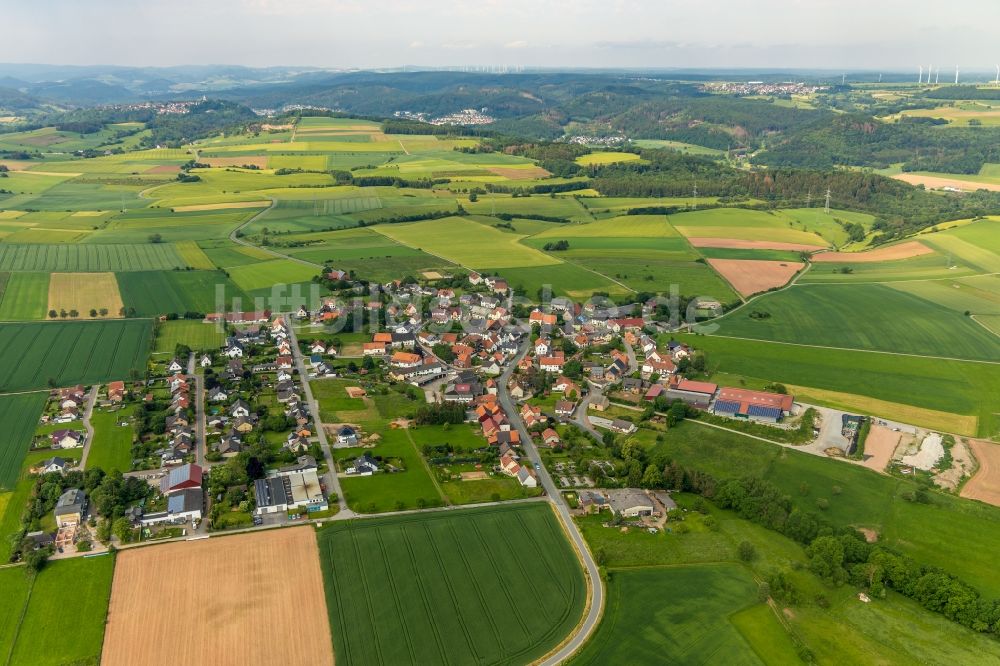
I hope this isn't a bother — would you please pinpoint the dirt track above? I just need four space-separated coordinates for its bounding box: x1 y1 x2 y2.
102 527 334 666
812 240 933 263
687 237 821 252
892 173 1000 193
707 258 804 296
860 425 900 472
962 440 1000 507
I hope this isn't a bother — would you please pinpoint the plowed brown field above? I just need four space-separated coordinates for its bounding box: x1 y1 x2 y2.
102 527 333 666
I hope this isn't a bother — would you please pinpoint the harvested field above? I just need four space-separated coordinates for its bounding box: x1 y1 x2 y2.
172 200 271 212
48 272 124 318
102 527 333 666
892 173 1000 192
812 240 934 263
200 156 269 168
0 160 33 171
707 258 804 296
860 425 900 472
961 439 1000 507
689 237 820 252
144 164 181 174
487 166 550 180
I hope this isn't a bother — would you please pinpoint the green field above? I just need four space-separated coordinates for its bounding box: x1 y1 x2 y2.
676 333 1000 437
374 216 559 269
0 272 49 320
117 270 252 317
0 394 47 490
799 252 974 283
0 319 152 392
0 243 186 271
633 139 726 156
152 319 225 353
920 218 1000 273
532 214 677 239
4 555 115 666
574 485 1000 665
575 151 643 166
716 283 1000 361
336 429 444 513
670 208 830 247
652 420 1000 598
227 258 319 292
317 503 585 666
87 407 137 473
571 565 774 665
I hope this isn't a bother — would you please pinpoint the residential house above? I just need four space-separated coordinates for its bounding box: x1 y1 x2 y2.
337 426 359 446
141 488 204 526
31 456 69 475
54 488 86 527
50 429 84 449
555 401 576 418
345 452 379 476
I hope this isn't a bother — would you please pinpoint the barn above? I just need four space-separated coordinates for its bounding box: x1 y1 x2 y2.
712 387 794 423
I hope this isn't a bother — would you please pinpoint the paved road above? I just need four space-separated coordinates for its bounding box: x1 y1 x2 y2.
78 385 99 469
189 353 207 467
498 338 604 664
286 321 353 517
623 341 637 373
570 390 603 443
228 201 322 269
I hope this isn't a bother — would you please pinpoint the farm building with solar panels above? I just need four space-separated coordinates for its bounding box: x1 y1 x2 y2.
711 387 795 423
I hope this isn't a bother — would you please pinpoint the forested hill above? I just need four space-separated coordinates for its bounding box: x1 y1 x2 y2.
584 149 1000 242
755 112 1000 174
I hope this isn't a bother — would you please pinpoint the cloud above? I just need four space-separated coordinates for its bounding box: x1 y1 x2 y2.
441 40 477 50
504 40 529 49
409 41 424 48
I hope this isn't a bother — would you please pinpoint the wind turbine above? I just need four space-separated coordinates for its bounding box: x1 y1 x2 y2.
935 68 940 84
995 64 999 85
918 65 923 83
955 66 959 84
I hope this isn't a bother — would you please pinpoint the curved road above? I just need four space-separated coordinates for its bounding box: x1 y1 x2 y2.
498 338 604 664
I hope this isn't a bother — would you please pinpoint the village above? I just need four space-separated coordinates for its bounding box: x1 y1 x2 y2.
10 264 958 568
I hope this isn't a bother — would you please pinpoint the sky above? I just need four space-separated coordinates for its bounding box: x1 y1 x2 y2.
6 0 1000 71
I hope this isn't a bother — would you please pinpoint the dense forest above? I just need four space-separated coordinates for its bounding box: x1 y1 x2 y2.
589 148 1000 241
755 113 1000 173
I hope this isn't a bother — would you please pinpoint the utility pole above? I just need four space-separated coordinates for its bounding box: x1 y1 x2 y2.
824 188 831 214
692 183 698 210
805 191 812 208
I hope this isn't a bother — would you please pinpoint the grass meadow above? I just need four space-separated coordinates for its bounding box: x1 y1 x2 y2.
649 421 1000 598
86 406 137 473
317 503 585 666
571 564 775 665
5 555 115 666
152 319 225 353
